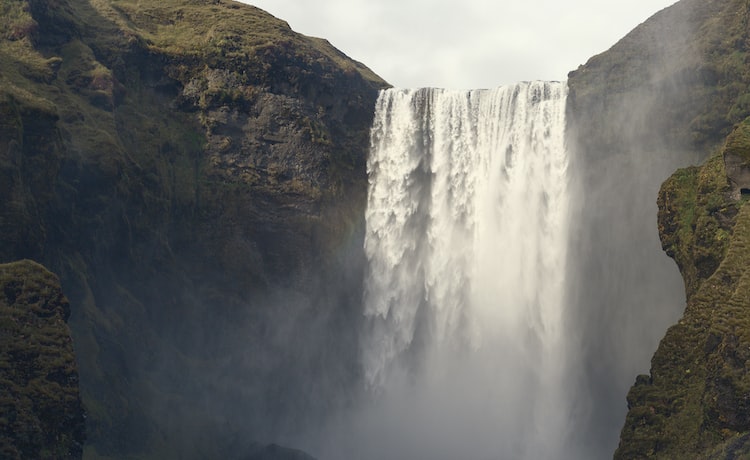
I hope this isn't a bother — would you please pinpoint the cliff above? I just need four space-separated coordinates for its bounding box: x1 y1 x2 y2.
615 119 750 459
566 0 750 457
0 0 386 457
0 260 85 459
610 1 750 450
10 0 750 457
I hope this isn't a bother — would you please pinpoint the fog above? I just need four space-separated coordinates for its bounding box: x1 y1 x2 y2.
287 83 573 459
286 2 709 458
72 1 721 459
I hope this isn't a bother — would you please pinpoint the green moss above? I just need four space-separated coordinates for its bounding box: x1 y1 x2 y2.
657 147 735 299
0 260 85 459
618 127 750 458
89 0 385 88
724 117 750 162
1 0 384 457
569 0 750 154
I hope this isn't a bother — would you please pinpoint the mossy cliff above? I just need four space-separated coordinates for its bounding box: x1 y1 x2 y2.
0 0 386 457
566 0 750 457
615 119 750 459
568 0 750 156
0 260 85 459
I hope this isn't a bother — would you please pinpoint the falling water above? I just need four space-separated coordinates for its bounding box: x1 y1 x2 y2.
359 81 570 459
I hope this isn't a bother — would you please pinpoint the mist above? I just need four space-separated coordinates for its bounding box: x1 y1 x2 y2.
291 2 711 459
563 0 713 455
68 1 724 459
287 83 573 460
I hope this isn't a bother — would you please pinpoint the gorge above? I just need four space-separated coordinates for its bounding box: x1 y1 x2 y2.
3 0 750 459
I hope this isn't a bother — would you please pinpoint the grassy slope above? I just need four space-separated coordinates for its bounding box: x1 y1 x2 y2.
568 0 750 156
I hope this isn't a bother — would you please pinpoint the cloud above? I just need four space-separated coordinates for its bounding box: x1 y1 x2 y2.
240 1 678 94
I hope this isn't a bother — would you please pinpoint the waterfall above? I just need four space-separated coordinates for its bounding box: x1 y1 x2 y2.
359 81 570 459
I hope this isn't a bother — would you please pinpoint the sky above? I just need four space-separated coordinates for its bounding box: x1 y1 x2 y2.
239 0 679 89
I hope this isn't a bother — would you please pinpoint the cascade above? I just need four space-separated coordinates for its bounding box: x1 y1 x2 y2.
359 81 571 459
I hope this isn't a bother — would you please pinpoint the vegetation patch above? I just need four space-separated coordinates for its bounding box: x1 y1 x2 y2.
617 120 750 458
0 260 85 459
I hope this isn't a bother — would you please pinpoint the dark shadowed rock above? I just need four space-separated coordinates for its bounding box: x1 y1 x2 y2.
723 120 750 200
616 125 750 458
1 0 387 457
0 260 85 459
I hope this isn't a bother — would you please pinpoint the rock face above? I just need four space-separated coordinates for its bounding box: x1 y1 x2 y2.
723 122 750 200
616 120 750 459
593 0 750 458
11 0 750 457
0 260 85 459
566 0 750 457
0 0 386 457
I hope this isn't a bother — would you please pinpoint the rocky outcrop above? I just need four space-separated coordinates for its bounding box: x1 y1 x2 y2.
615 120 750 459
566 0 750 457
600 0 750 457
0 260 85 459
723 121 750 200
0 0 386 457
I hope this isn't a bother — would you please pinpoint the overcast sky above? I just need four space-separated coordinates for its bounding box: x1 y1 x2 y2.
239 1 678 89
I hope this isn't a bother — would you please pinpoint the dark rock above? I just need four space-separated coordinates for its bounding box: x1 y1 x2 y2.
0 0 387 456
0 259 85 459
617 99 750 460
724 120 750 200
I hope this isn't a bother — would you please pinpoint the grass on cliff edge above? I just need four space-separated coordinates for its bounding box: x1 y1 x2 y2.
0 1 59 115
1 0 385 116
569 0 750 151
88 0 383 85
